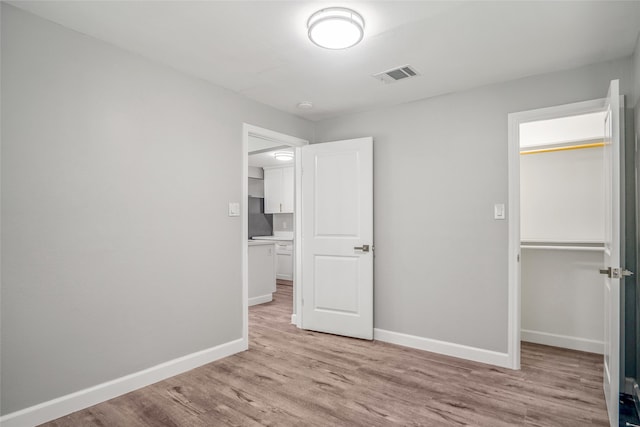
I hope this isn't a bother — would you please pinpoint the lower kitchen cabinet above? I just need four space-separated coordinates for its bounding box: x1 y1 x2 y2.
275 241 293 281
248 241 276 306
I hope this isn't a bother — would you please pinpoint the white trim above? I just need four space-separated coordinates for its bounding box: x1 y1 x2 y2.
294 147 303 328
521 329 604 354
0 339 245 427
241 124 308 342
248 294 273 306
507 98 606 371
374 329 511 368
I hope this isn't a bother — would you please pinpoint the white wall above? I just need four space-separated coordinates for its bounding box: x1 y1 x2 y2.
0 4 312 416
314 57 634 354
520 146 605 242
521 248 604 353
273 213 294 232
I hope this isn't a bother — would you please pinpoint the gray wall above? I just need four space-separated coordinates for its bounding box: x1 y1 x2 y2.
314 57 634 353
0 4 312 415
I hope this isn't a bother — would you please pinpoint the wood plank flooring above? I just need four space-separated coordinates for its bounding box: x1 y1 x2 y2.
43 285 609 426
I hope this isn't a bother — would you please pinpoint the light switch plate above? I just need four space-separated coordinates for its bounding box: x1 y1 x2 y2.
228 202 240 217
494 203 505 220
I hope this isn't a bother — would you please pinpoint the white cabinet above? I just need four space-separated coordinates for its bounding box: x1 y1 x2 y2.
275 242 294 281
264 166 294 214
248 242 276 305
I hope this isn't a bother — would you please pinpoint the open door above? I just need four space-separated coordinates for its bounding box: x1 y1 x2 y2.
601 79 621 427
300 137 373 340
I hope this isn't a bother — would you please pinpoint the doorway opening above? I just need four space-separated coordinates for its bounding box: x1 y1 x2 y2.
507 97 610 370
507 82 625 427
519 110 607 356
241 124 308 346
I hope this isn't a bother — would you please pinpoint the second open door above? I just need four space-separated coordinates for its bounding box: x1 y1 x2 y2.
300 137 373 340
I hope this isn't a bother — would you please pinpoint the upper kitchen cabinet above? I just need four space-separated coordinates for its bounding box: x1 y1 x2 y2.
264 166 294 213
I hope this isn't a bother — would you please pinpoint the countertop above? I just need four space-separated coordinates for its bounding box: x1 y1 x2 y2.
251 232 294 242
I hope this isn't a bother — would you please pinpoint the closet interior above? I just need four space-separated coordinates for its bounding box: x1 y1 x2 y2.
520 111 607 354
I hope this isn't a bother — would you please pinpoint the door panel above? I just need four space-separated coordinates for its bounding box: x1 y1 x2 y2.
314 151 360 236
602 79 620 427
301 137 373 340
314 255 360 313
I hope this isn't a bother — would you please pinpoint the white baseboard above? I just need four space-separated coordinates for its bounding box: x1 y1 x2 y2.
0 338 246 427
374 328 511 368
521 329 603 354
291 314 297 325
248 294 272 306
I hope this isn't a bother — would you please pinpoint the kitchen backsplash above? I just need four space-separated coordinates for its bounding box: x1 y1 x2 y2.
248 197 273 238
273 213 293 232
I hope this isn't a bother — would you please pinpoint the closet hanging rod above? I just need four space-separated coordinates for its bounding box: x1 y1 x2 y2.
520 141 604 155
520 245 604 252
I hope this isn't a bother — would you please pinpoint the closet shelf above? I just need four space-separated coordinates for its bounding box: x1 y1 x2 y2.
520 240 605 252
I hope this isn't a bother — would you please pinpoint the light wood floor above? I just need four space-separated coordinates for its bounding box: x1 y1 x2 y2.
43 285 609 426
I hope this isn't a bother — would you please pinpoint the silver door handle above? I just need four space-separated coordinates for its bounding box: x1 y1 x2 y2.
354 244 370 252
599 267 634 278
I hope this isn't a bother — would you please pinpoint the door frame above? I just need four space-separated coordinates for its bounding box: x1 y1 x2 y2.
242 124 309 347
507 98 606 369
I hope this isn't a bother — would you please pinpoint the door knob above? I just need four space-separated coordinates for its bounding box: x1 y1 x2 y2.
354 245 370 252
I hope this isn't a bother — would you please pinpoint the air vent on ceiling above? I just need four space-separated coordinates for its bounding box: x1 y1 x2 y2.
373 65 420 84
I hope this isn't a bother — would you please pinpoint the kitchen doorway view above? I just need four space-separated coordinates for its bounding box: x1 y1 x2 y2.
242 125 308 345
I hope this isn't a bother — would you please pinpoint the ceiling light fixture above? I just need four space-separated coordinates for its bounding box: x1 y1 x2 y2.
273 152 294 161
297 101 314 109
307 7 365 50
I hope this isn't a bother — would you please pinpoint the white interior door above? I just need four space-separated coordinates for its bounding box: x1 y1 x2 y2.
602 79 620 427
301 137 373 340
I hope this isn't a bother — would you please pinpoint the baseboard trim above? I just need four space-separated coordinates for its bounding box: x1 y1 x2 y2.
291 314 297 325
0 338 246 427
521 329 603 354
373 328 511 368
248 294 272 306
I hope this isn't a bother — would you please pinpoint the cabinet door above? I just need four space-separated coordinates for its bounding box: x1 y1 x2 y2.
263 168 283 214
276 251 293 280
282 166 294 213
248 244 276 300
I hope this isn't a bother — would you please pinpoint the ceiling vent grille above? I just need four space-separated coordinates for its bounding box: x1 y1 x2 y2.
373 65 419 84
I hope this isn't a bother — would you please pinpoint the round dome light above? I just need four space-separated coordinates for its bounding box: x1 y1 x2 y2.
273 152 294 161
307 7 365 50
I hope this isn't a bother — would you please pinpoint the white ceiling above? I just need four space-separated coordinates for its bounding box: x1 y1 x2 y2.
249 148 294 168
10 1 640 121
